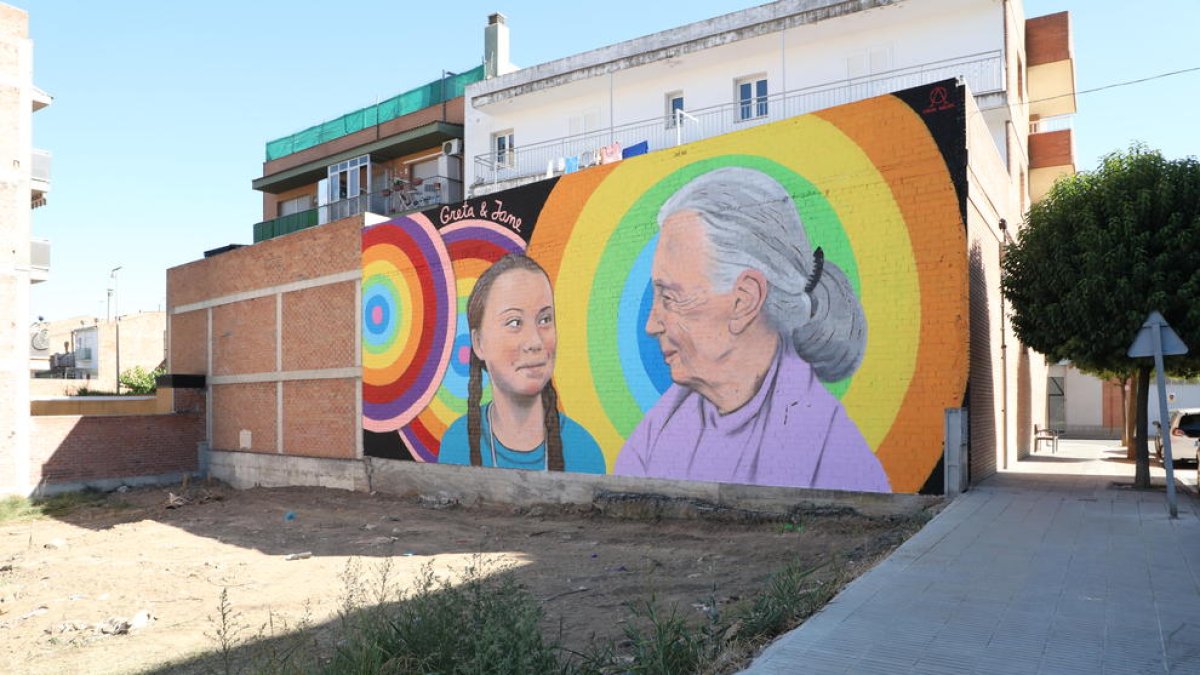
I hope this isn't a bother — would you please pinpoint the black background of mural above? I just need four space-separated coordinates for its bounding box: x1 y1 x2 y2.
919 457 945 495
419 176 560 243
364 429 410 461
894 79 968 225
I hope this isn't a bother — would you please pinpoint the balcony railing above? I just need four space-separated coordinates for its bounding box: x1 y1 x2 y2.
30 238 50 283
253 175 463 243
1030 115 1073 134
31 149 51 183
473 51 1004 187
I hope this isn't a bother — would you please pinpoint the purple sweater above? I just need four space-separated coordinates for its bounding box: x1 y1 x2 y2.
614 343 890 493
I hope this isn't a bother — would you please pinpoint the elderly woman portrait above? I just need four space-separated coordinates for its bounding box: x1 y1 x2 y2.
439 254 605 473
614 167 890 492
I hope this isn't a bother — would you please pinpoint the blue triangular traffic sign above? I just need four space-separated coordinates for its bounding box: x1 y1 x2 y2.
1128 311 1188 357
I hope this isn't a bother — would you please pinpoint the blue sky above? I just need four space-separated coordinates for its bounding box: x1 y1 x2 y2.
21 0 1200 321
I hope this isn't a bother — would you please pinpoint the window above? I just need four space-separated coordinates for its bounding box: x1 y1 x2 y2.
665 91 684 127
736 77 768 121
323 155 372 221
568 107 600 136
493 130 515 166
846 45 893 79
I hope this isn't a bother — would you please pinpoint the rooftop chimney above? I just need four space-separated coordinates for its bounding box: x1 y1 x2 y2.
484 12 514 78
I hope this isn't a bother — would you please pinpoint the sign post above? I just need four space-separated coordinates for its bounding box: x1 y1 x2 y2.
1127 311 1189 518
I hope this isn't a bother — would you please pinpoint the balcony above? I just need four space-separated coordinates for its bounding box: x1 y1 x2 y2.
253 175 463 243
31 149 50 208
1026 12 1076 118
472 51 1004 189
32 85 51 112
30 237 50 284
1028 125 1075 203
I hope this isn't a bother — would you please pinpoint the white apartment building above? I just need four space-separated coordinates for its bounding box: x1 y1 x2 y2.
465 0 1074 201
463 0 1077 482
1 3 52 496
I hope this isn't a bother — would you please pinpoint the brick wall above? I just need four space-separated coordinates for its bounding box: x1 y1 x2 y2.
283 379 357 459
168 216 362 309
212 382 277 452
1029 129 1073 170
170 310 206 373
29 398 204 489
212 296 276 376
1026 12 1070 66
281 281 356 371
167 212 364 462
964 90 1027 482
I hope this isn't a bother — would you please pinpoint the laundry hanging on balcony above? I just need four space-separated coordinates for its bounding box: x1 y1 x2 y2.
600 142 623 164
622 141 649 159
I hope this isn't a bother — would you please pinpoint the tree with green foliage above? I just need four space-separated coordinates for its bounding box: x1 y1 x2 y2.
119 365 165 395
1002 146 1200 488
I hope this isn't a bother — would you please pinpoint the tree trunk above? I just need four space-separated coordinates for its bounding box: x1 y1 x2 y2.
1134 363 1152 489
1123 374 1136 457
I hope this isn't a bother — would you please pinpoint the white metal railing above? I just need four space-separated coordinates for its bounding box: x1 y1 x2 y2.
318 174 464 226
473 51 1004 186
31 149 51 183
30 238 50 269
1029 115 1073 134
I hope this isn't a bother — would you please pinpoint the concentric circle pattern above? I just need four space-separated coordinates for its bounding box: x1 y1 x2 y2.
362 213 455 434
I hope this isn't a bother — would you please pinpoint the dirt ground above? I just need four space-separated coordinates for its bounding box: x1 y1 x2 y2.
0 483 937 674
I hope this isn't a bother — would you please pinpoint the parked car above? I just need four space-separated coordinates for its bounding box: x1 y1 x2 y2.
1153 408 1200 467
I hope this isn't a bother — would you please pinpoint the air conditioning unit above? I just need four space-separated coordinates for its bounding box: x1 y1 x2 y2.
442 139 463 157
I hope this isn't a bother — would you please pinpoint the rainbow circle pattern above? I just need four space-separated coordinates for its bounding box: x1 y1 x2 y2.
398 220 527 461
362 213 455 433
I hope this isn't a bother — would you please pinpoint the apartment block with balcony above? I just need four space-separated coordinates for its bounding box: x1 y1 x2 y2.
467 0 1047 192
1025 10 1076 202
462 0 1077 483
1 2 52 495
250 67 490 243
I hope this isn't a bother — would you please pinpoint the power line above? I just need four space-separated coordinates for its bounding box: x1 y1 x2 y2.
1077 65 1200 97
977 64 1200 114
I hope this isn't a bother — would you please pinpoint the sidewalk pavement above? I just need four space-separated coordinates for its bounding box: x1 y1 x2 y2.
744 440 1200 674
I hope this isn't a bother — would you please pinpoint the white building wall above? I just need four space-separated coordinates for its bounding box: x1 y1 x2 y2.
1146 381 1200 433
466 0 1008 190
1064 366 1103 429
964 86 1032 477
0 5 34 496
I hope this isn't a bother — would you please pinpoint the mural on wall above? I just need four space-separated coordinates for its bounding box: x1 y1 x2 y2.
363 80 969 494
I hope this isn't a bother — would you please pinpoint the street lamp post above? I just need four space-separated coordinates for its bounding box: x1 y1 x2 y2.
110 266 122 392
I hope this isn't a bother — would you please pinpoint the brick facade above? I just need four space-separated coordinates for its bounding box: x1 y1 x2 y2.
281 281 357 371
31 412 203 486
170 309 207 373
1026 12 1070 66
212 382 278 453
168 213 366 461
167 216 362 309
212 296 276 376
283 379 357 459
1029 129 1073 169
